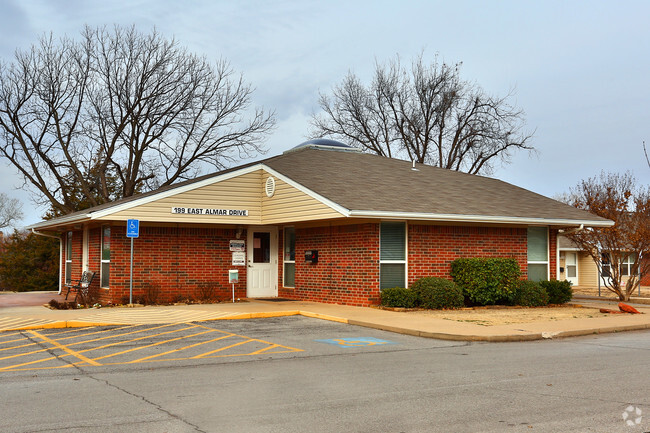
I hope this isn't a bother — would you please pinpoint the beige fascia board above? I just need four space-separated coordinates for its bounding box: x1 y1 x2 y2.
347 210 615 227
260 165 350 217
88 164 266 220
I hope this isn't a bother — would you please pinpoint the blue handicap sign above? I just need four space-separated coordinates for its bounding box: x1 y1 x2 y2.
126 219 139 238
315 337 396 348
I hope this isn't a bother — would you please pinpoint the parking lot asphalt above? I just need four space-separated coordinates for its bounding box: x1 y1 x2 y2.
0 316 462 375
1 292 650 342
2 316 649 433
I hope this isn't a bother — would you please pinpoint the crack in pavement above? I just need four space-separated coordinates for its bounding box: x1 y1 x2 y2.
86 373 207 433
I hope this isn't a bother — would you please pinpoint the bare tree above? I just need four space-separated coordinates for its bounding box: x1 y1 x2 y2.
0 25 275 215
311 54 533 174
0 193 22 229
644 141 649 169
562 172 650 301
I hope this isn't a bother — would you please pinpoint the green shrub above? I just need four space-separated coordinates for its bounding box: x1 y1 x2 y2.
510 280 549 307
380 287 417 308
450 258 521 305
410 277 464 309
539 279 573 304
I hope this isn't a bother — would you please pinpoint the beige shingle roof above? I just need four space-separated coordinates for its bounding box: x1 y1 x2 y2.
265 147 611 225
29 146 612 229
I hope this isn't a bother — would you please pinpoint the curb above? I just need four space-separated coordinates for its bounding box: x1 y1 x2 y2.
346 319 650 342
573 295 650 305
2 310 649 342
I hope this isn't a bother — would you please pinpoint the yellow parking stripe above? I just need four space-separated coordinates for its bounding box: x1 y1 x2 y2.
249 344 286 355
128 333 236 363
192 339 254 358
55 325 136 340
70 324 201 357
0 341 39 352
0 331 22 339
0 345 50 361
41 327 101 337
0 334 25 344
0 327 131 355
0 323 302 371
29 330 102 366
63 323 179 347
89 328 218 362
0 324 200 369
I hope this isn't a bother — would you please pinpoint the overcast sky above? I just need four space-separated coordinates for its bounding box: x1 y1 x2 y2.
1 0 649 228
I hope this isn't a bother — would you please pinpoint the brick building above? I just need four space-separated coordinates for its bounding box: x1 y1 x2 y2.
28 140 612 306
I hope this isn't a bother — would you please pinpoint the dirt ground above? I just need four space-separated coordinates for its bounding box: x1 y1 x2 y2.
410 305 605 326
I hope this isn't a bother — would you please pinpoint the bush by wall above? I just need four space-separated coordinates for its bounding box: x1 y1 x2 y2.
539 279 573 304
380 287 418 308
450 258 521 305
510 280 549 307
410 277 464 309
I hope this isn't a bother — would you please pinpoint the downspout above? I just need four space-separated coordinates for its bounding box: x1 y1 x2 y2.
31 229 63 294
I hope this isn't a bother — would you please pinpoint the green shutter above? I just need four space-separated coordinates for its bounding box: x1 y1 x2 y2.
284 263 295 287
284 227 295 261
380 222 406 260
528 264 548 282
527 227 548 262
101 226 111 260
380 264 406 290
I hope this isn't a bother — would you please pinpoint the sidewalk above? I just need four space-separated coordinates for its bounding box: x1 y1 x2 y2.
1 292 649 342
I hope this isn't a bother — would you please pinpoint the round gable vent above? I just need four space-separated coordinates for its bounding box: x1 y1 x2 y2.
265 176 276 197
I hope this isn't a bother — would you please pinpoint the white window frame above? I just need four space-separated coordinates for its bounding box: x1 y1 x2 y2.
527 226 549 281
283 226 295 288
82 226 89 272
621 253 638 277
65 231 72 284
101 225 110 288
379 221 408 289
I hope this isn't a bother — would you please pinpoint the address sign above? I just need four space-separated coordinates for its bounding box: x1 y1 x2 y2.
171 207 248 217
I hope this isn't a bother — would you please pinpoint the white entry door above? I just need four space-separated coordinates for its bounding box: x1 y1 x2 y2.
247 227 278 298
565 252 578 285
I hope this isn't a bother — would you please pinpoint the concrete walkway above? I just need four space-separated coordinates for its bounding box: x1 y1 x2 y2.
1 292 649 341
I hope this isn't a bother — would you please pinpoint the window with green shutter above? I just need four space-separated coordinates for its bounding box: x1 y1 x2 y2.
380 222 406 289
65 232 72 284
284 226 295 287
527 227 548 282
101 226 110 288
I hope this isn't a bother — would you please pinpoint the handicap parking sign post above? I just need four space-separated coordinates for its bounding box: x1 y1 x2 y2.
126 219 139 305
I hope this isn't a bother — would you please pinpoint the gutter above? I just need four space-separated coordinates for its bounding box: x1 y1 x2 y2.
347 211 614 228
26 213 91 230
31 229 63 295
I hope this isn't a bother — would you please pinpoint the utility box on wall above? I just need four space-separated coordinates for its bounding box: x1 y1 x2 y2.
304 250 318 264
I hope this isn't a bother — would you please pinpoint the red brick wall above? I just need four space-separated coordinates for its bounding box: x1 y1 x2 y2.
407 225 529 283
280 223 380 307
62 222 559 306
105 225 247 304
641 255 650 286
549 229 558 280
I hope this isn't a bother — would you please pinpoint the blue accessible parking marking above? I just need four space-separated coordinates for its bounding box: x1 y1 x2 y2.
315 337 397 348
